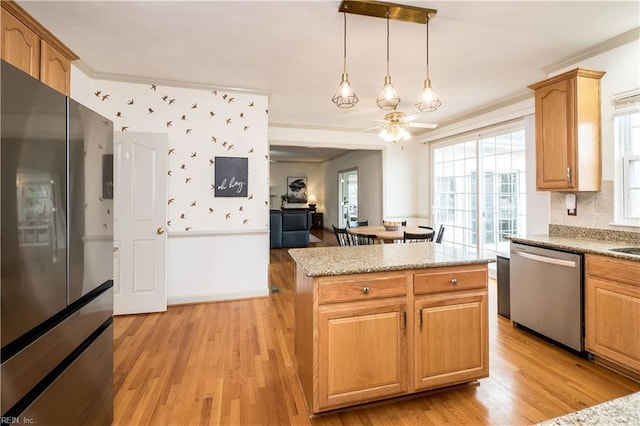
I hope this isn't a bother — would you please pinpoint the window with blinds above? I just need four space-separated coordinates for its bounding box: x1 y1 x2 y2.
614 91 640 223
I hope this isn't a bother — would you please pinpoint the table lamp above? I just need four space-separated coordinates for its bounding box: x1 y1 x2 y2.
308 194 317 211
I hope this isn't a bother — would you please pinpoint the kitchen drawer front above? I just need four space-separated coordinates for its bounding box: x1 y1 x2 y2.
414 264 487 295
586 255 640 287
317 272 407 304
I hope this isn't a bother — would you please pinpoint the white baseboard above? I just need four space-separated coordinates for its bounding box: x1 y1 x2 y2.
168 289 269 306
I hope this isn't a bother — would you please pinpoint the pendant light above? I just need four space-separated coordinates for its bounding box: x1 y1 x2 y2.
332 11 359 108
415 15 441 113
376 12 400 110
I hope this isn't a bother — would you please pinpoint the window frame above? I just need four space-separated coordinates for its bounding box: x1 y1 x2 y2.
430 120 526 258
613 91 640 227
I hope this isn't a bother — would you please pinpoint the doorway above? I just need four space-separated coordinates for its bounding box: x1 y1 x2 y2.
338 168 358 228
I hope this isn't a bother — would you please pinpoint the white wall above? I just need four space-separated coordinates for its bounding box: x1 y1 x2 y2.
71 66 271 303
550 37 639 231
322 150 384 229
269 161 323 210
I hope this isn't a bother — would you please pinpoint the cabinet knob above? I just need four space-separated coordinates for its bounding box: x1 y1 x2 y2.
451 278 458 285
362 287 370 294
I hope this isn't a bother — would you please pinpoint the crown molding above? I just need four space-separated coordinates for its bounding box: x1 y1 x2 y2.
73 59 271 96
542 27 640 74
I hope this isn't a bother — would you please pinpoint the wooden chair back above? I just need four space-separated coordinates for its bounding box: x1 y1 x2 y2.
348 220 369 228
435 225 445 243
403 231 433 243
332 225 352 246
352 234 376 245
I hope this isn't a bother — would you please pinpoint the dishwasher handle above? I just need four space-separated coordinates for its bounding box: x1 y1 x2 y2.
512 249 577 268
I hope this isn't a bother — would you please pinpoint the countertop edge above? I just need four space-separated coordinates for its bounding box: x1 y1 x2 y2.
296 258 493 278
507 235 640 262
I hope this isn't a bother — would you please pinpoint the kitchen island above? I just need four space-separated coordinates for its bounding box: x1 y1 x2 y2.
289 243 494 415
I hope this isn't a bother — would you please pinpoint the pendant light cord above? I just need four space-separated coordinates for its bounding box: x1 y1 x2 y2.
425 19 430 77
385 12 390 76
343 12 347 72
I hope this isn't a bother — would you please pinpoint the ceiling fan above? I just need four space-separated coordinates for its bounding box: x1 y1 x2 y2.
365 110 438 142
381 110 438 130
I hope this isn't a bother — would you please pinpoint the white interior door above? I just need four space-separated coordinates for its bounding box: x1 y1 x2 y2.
338 168 358 228
113 132 168 315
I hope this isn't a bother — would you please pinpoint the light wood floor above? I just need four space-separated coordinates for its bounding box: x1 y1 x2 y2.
113 229 639 425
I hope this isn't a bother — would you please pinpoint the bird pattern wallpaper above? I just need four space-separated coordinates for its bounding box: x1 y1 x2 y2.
83 79 269 232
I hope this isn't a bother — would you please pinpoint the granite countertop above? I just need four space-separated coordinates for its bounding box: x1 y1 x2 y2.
289 243 493 277
508 232 640 262
538 391 639 425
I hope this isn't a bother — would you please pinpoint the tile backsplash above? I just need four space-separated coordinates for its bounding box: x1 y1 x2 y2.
550 180 638 233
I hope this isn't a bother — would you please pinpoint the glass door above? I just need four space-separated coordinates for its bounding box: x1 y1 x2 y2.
338 169 358 228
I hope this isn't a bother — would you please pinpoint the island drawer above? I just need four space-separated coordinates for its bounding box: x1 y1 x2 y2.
586 254 640 287
414 264 487 295
317 272 407 304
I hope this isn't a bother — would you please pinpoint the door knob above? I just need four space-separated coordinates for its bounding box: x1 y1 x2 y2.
157 227 165 235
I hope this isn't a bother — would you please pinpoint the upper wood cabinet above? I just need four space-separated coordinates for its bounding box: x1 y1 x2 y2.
528 68 605 191
1 0 77 95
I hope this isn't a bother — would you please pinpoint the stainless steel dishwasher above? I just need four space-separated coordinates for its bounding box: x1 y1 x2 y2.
510 242 583 352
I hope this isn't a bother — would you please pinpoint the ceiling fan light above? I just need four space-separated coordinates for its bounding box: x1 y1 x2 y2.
399 127 411 141
415 79 441 113
332 72 359 108
378 121 410 143
377 75 401 110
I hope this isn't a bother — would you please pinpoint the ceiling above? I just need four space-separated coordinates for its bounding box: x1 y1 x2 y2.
17 1 639 162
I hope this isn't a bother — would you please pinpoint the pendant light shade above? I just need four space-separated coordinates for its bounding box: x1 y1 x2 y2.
376 14 400 110
332 12 359 108
415 17 441 112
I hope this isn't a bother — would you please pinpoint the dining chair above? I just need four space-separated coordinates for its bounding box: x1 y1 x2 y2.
435 225 445 243
348 220 369 228
418 225 433 232
403 231 433 243
332 225 352 246
352 233 377 245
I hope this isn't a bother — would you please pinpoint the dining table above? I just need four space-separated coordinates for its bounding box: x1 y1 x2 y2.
347 225 434 243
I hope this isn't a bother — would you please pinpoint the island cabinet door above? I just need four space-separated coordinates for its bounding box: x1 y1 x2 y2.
414 290 489 391
317 299 408 412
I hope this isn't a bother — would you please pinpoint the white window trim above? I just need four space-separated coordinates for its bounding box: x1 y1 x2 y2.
612 89 640 228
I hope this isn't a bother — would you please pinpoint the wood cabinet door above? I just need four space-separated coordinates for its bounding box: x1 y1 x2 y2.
414 291 488 390
534 77 576 190
317 299 407 411
585 276 640 372
40 40 71 95
1 9 40 79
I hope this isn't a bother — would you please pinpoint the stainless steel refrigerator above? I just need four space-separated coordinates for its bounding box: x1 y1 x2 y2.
1 61 114 425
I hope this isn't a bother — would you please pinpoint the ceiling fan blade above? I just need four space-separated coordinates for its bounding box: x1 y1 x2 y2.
403 113 420 122
360 125 382 132
407 122 438 129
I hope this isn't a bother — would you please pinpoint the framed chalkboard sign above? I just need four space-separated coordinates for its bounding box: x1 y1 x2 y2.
214 157 248 197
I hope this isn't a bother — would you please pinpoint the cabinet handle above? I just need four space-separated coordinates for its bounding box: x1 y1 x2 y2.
451 278 458 286
362 287 370 294
418 309 423 331
401 311 407 333
566 167 571 183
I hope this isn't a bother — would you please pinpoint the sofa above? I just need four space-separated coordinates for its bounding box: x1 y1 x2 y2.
270 209 312 248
